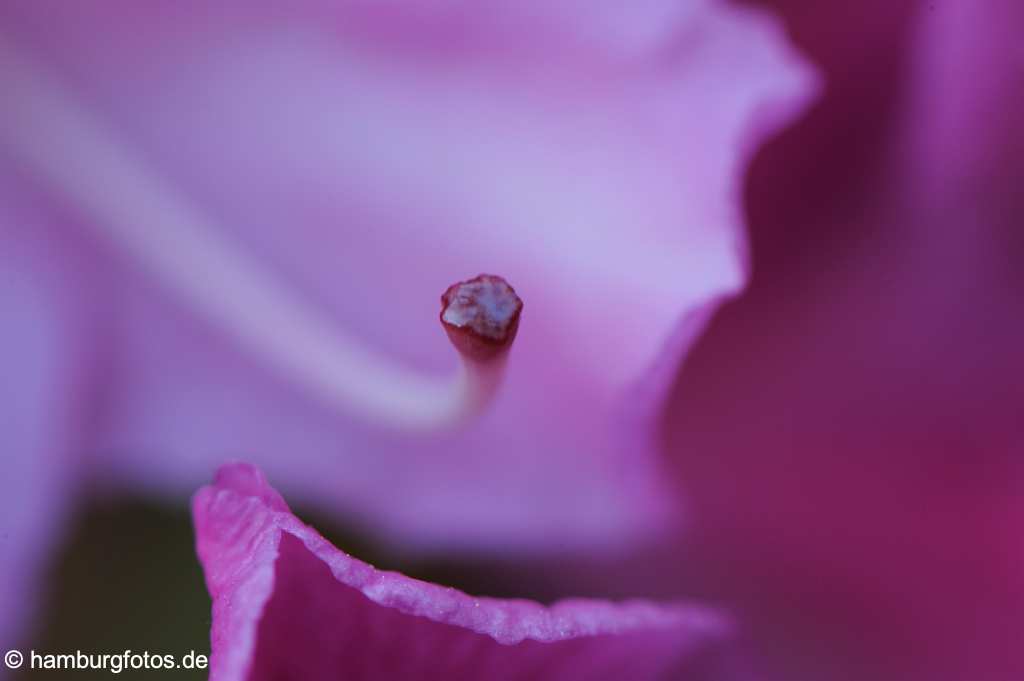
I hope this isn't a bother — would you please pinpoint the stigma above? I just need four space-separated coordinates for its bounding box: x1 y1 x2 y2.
440 275 523 363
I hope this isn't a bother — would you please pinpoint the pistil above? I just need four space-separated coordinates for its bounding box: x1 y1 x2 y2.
0 36 521 431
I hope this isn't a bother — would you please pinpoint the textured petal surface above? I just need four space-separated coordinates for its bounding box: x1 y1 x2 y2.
193 463 738 681
0 1 815 553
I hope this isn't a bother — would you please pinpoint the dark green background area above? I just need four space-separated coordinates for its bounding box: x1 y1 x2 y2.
15 499 210 681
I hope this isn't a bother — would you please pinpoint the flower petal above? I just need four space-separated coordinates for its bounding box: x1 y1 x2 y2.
2 1 816 551
0 195 97 646
660 1 1024 679
193 463 740 681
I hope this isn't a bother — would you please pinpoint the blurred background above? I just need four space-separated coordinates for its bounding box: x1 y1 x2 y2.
5 1 1022 680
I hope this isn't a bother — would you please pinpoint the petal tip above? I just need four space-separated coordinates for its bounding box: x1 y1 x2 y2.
209 460 290 513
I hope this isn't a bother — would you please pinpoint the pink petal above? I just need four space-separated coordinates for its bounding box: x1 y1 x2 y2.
658 1 1024 679
1 1 816 552
902 0 1024 203
193 463 739 681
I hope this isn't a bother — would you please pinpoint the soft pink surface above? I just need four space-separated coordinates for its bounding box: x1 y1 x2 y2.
193 463 737 681
658 1 1024 680
0 1 815 553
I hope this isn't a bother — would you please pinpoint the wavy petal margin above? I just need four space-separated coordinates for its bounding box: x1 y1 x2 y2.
193 463 743 681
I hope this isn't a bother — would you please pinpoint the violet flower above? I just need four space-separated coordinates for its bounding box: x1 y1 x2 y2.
0 0 814 657
2 0 1019 678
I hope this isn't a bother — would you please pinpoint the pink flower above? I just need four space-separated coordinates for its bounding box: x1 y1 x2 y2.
193 462 743 681
0 0 814 653
5 0 1020 678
